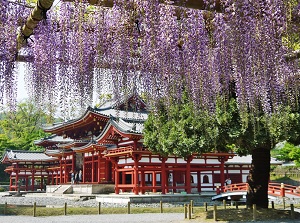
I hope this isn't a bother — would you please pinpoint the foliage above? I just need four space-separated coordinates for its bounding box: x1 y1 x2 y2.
272 141 300 166
144 95 241 157
144 94 300 157
0 100 52 155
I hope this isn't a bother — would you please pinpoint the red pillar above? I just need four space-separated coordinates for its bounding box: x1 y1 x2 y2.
92 152 95 183
31 170 35 191
64 156 67 183
220 158 225 188
82 153 85 183
25 176 29 191
113 159 119 194
160 157 167 194
185 156 192 194
59 158 63 184
9 175 13 191
15 169 19 192
141 170 145 194
97 151 101 183
153 171 157 193
197 172 201 193
133 156 139 195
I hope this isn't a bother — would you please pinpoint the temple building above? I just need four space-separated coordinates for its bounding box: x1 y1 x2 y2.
1 94 281 194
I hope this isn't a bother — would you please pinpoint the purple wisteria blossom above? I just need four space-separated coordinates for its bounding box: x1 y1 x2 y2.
0 0 299 119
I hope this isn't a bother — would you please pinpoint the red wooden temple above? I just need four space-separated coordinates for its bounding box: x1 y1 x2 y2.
2 94 262 194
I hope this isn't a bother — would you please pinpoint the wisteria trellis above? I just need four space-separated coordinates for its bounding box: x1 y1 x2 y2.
0 0 299 118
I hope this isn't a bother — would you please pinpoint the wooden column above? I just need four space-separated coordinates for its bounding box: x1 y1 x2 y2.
219 157 225 188
31 169 35 191
15 167 19 192
97 151 101 183
112 158 119 194
160 157 167 195
25 176 29 191
197 172 201 193
9 175 13 191
105 160 110 182
185 156 192 194
153 171 157 193
141 170 145 194
15 163 20 191
82 153 86 183
64 156 67 183
59 158 63 184
92 152 95 183
133 155 139 195
41 176 44 190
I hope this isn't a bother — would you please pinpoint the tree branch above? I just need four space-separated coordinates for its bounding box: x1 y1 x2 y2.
17 0 55 50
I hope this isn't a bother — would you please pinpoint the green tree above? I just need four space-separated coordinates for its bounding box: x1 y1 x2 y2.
0 100 51 155
273 142 300 166
144 96 300 208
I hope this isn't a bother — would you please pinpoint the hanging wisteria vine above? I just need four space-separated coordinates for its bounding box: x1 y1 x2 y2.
0 0 299 119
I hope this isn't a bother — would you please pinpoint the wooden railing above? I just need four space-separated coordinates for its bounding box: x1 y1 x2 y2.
219 182 300 198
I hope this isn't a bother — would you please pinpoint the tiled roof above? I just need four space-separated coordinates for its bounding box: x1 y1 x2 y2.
2 150 58 162
94 108 148 121
225 155 282 165
34 135 74 145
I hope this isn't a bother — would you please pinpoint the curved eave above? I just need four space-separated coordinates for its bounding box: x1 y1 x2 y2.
73 142 106 153
58 140 90 149
44 149 73 157
43 108 109 134
5 158 58 163
34 135 73 146
110 119 143 139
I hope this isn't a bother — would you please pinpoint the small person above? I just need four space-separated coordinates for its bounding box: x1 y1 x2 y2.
79 169 82 182
225 178 232 185
75 172 79 184
71 171 74 184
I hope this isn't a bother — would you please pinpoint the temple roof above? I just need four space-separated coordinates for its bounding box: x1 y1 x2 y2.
1 150 58 163
225 155 283 165
34 135 73 146
42 93 148 138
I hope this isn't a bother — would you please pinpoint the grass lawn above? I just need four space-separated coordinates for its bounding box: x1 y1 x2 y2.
0 204 184 216
1 203 300 222
192 205 300 222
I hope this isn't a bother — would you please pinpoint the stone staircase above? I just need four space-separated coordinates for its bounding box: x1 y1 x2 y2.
52 185 73 194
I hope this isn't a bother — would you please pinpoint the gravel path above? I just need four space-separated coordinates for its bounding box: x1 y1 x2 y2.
1 193 300 223
0 213 187 223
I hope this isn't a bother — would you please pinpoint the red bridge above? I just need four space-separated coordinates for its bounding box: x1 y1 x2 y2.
212 182 300 201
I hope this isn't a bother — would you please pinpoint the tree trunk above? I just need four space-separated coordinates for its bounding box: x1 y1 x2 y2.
247 148 270 209
17 0 55 50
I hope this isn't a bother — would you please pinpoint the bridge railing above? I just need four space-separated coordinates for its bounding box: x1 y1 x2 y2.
269 182 300 197
218 182 300 198
221 183 248 193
